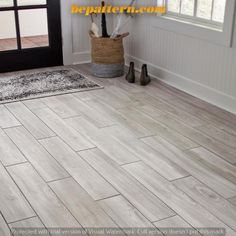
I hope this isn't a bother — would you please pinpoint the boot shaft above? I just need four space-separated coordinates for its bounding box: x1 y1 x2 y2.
126 62 135 83
140 64 151 86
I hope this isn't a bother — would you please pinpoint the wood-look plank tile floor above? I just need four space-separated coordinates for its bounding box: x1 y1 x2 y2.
0 64 236 236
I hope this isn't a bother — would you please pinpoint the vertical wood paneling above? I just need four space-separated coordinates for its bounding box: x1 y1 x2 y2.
125 14 236 98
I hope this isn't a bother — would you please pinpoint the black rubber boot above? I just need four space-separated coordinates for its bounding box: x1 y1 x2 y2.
126 62 135 83
140 64 151 86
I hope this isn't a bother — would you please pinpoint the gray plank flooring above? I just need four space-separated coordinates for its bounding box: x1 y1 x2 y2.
0 128 26 166
40 137 118 200
0 213 11 236
154 215 201 236
173 176 236 231
5 126 70 182
6 102 55 139
0 164 35 223
99 195 155 228
0 64 236 235
49 178 118 229
7 163 80 228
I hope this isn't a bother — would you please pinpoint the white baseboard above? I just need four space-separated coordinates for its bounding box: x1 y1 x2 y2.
125 54 236 115
73 51 91 65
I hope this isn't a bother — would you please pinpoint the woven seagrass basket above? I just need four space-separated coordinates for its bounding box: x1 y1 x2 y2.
90 32 129 78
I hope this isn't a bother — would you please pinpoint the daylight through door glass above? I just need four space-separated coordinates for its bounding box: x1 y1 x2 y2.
0 0 13 7
18 8 49 49
0 11 17 51
17 0 46 6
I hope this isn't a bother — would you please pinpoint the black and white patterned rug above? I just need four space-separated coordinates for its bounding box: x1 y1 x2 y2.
0 68 102 104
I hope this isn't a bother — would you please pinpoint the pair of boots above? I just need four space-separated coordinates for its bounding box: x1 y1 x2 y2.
126 62 151 86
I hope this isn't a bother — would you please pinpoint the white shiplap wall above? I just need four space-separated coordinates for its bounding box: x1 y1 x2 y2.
124 13 236 114
67 1 236 113
61 0 113 64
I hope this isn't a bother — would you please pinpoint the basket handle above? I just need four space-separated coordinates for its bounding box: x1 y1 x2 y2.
113 32 129 41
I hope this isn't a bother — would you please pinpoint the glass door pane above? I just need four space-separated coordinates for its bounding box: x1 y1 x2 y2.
17 0 46 6
0 11 17 51
18 8 49 49
0 0 13 7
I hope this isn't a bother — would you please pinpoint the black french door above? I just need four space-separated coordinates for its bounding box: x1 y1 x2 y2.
0 0 63 73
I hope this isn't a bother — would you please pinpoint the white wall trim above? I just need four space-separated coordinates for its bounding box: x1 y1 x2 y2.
60 0 73 65
73 51 91 65
126 54 236 115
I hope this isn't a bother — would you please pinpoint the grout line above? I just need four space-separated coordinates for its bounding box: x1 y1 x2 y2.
2 125 23 130
61 114 83 120
33 106 97 153
0 211 12 233
37 135 58 142
4 102 56 140
78 146 178 223
182 146 201 151
46 176 72 184
151 214 177 224
77 146 98 153
173 176 236 233
169 175 192 183
138 134 157 140
5 161 28 168
8 216 38 225
4 127 71 183
3 165 41 227
120 160 143 167
95 194 121 202
5 162 77 236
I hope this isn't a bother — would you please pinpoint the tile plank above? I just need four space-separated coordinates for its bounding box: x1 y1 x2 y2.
142 136 236 198
155 114 236 163
174 176 236 231
49 178 118 228
42 95 81 119
124 162 236 236
154 215 201 236
106 125 189 181
131 92 205 127
84 99 152 138
185 147 236 185
5 126 69 182
0 164 35 223
90 87 133 109
79 148 175 222
23 99 47 111
99 195 155 228
6 102 55 140
33 107 95 151
67 117 140 165
46 94 114 128
0 105 20 128
7 163 80 228
0 213 11 236
228 196 236 206
0 128 26 166
196 124 236 149
9 217 49 236
117 106 198 150
9 216 45 228
40 137 118 200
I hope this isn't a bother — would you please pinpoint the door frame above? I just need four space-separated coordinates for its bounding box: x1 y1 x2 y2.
60 0 73 65
0 0 63 72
